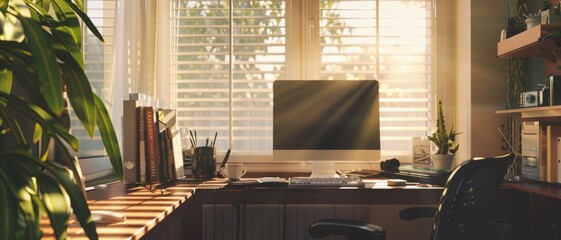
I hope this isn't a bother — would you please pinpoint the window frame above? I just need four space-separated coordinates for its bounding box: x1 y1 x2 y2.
161 0 450 172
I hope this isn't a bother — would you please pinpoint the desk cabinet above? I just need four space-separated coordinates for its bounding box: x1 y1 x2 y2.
184 184 443 240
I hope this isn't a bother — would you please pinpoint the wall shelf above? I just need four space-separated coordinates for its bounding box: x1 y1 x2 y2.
495 105 561 121
497 24 561 58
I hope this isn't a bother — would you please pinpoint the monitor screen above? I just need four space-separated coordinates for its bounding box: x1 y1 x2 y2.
273 80 381 165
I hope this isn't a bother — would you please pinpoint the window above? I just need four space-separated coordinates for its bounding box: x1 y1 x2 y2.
170 0 434 158
75 0 115 158
75 0 116 182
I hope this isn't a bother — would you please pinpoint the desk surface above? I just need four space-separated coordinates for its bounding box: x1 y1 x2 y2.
41 181 201 240
40 177 558 240
195 178 443 205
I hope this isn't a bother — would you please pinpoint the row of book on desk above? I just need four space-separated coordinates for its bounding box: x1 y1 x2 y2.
122 93 184 184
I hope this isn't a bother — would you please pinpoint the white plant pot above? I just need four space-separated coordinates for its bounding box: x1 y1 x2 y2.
525 17 540 29
432 154 455 172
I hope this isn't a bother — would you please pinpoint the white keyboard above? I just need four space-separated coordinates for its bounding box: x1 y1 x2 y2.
288 177 365 188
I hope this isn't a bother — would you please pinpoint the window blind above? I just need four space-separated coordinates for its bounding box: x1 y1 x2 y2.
74 0 116 157
171 0 286 153
172 0 434 155
319 0 432 153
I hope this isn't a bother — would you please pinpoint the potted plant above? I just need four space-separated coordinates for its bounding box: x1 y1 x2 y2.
427 100 459 171
524 12 541 29
541 1 561 24
0 1 123 239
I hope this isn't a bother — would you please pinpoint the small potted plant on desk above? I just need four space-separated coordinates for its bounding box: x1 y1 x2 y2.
427 101 460 172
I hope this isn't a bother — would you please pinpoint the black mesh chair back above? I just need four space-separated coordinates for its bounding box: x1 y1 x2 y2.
430 153 514 240
308 153 515 240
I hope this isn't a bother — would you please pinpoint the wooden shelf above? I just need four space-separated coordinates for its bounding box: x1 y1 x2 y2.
495 105 561 121
497 24 561 58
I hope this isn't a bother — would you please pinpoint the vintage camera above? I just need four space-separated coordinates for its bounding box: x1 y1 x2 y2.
520 84 550 108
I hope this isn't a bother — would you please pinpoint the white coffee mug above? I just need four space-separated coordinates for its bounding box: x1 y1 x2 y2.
219 163 247 181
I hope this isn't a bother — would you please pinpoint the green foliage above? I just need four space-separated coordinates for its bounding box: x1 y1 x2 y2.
0 0 123 239
178 0 351 106
427 101 459 155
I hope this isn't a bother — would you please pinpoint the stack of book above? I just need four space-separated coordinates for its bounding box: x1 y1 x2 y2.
122 93 184 183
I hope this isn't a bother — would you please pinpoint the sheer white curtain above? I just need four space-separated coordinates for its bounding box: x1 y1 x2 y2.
110 0 159 147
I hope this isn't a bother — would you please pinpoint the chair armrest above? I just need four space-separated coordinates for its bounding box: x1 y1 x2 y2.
399 207 437 221
308 219 386 240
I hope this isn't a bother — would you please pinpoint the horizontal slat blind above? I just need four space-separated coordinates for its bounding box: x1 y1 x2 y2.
320 0 433 152
73 0 116 157
171 0 433 154
172 0 285 153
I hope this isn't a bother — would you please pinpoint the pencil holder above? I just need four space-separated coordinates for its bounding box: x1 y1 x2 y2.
192 146 216 180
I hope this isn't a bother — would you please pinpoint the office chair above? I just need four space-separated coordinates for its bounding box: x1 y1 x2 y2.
308 153 515 240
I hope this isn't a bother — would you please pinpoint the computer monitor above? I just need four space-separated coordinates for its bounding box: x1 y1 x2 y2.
273 80 381 177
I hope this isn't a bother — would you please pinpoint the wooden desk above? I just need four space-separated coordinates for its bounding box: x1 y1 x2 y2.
39 176 561 239
186 179 443 240
41 178 443 239
41 181 202 240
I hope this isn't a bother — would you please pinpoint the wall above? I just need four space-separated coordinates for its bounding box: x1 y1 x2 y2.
455 0 510 161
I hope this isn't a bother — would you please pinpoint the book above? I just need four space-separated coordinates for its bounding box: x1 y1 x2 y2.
144 106 160 183
165 126 177 179
157 110 169 180
160 109 179 179
156 108 178 181
138 106 146 183
122 100 140 183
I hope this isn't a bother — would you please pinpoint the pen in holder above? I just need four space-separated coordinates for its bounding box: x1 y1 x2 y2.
191 146 216 180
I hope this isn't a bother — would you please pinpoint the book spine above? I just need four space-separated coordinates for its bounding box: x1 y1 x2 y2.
144 107 160 182
138 106 146 183
166 126 177 179
122 100 139 183
161 109 182 178
158 127 169 181
156 109 168 181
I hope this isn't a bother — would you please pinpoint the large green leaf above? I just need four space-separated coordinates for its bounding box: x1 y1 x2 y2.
60 0 104 43
0 43 44 106
15 177 39 239
0 168 15 240
94 95 123 180
3 150 97 239
12 8 63 115
50 0 82 53
38 175 70 240
0 0 8 13
48 134 86 191
60 56 96 137
0 61 12 127
73 0 84 11
0 91 79 151
25 0 83 68
52 25 83 68
0 58 11 93
0 104 27 145
43 161 97 239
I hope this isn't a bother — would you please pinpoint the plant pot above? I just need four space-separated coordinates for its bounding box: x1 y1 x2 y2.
432 154 455 172
525 17 540 29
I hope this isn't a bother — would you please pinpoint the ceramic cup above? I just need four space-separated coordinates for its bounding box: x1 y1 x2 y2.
219 163 247 181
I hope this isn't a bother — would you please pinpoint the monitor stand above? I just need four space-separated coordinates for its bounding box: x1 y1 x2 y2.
309 161 339 178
